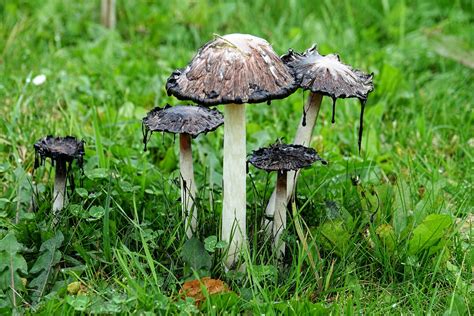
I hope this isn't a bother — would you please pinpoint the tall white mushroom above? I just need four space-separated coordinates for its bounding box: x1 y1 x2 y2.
34 136 85 226
142 105 224 238
263 46 374 234
166 34 297 269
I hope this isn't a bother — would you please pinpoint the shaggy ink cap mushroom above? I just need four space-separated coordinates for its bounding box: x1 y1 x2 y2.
166 34 298 105
34 135 85 169
248 143 327 172
34 135 85 226
142 104 224 149
282 45 374 151
165 33 298 269
142 104 223 239
248 143 326 258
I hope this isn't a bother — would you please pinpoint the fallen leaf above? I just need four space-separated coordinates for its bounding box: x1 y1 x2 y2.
179 277 230 305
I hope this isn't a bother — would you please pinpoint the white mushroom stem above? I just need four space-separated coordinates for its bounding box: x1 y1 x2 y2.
264 92 323 234
52 160 67 225
222 103 247 269
179 133 197 238
273 170 288 258
100 0 116 29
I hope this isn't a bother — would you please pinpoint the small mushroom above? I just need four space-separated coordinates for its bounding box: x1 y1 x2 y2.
248 143 326 258
34 136 85 225
166 34 297 269
264 45 374 235
142 105 223 238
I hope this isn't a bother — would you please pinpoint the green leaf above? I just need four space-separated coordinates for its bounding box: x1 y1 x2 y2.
88 206 105 220
84 168 109 180
204 236 217 252
181 238 212 271
66 295 90 311
159 147 177 173
75 188 88 198
408 214 452 255
29 231 64 302
0 233 27 308
317 220 351 257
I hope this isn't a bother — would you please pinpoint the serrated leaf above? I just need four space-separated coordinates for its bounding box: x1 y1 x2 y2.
181 238 212 271
29 231 64 302
0 233 27 307
408 214 452 255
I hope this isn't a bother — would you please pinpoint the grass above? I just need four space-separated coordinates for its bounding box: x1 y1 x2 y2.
0 0 473 314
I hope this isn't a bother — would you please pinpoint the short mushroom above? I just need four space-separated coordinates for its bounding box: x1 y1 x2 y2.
166 34 297 269
34 136 85 224
142 104 223 238
264 45 374 233
248 143 326 258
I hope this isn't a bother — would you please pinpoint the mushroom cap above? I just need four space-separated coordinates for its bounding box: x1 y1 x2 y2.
34 136 85 167
248 143 327 172
282 45 374 101
142 105 224 137
166 34 297 105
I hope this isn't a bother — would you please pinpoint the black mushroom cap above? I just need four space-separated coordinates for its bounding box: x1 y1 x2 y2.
34 136 85 168
166 34 298 106
248 143 327 172
142 104 224 137
282 45 374 101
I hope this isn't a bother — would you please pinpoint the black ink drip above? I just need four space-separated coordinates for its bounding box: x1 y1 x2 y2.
302 91 307 127
358 99 366 153
331 97 337 124
142 122 150 151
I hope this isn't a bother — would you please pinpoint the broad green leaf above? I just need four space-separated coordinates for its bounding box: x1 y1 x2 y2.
159 147 177 173
0 233 27 307
29 231 64 302
317 220 351 257
66 295 90 311
408 214 452 255
181 238 212 271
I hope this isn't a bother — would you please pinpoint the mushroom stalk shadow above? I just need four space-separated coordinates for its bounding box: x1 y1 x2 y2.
273 170 288 258
180 133 197 238
222 103 247 270
52 159 67 225
263 92 322 235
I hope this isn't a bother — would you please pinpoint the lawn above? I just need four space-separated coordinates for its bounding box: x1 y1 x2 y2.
0 0 473 314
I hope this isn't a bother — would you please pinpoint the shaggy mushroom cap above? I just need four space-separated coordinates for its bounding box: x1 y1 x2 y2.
34 136 85 168
282 45 374 101
166 34 297 105
142 104 223 137
248 143 327 172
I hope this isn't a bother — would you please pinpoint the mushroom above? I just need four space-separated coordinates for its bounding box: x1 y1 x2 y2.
248 143 326 258
166 34 297 269
34 136 85 225
263 45 374 234
142 104 224 238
